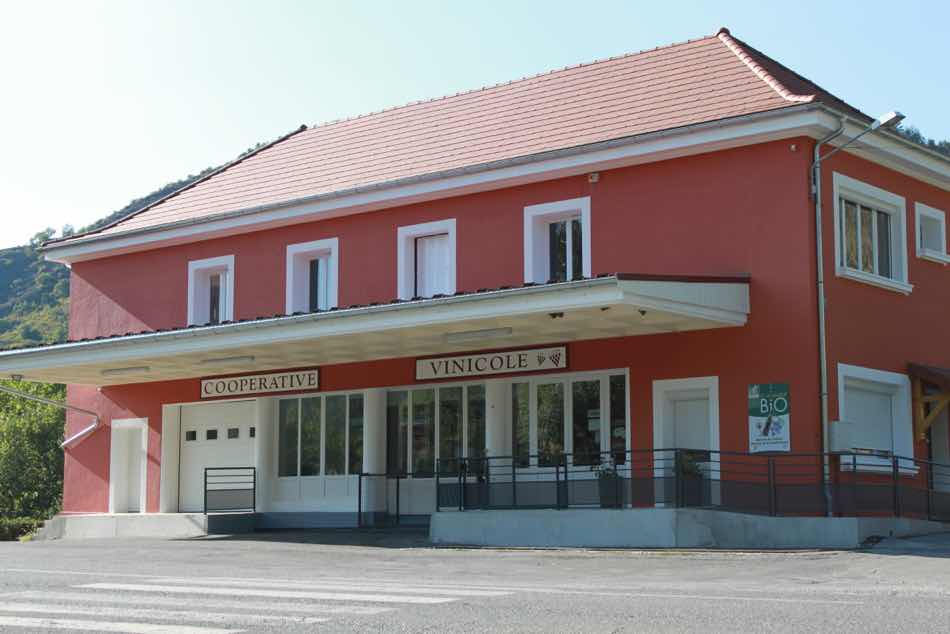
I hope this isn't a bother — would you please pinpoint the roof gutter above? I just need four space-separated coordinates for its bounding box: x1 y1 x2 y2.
0 383 100 449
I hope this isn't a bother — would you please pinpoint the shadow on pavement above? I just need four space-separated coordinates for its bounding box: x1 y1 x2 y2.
189 526 433 548
863 532 950 558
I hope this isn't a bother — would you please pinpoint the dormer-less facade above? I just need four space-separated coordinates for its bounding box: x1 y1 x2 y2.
3 29 949 526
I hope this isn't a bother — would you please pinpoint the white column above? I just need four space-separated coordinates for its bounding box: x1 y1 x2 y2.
158 405 181 513
362 389 387 513
485 380 509 458
254 398 277 513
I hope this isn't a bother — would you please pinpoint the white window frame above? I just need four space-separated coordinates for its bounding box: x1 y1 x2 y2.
285 238 339 313
397 219 456 300
837 363 914 472
187 255 234 326
832 173 911 294
915 203 950 265
523 196 592 284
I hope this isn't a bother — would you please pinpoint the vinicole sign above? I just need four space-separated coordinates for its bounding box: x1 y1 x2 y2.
416 346 567 380
201 370 319 398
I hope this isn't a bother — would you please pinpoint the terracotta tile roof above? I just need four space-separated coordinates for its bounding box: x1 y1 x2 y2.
50 28 865 247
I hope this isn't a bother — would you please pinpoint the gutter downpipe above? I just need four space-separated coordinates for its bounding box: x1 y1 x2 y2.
0 383 100 449
812 119 845 515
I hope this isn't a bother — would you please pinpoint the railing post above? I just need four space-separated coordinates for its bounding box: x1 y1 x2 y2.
511 457 517 509
926 461 934 522
852 454 857 516
562 453 569 509
555 459 561 509
357 472 363 527
482 458 490 510
435 459 440 513
203 467 208 515
395 475 401 526
674 449 682 508
458 461 465 512
252 467 256 513
892 454 901 517
767 457 776 516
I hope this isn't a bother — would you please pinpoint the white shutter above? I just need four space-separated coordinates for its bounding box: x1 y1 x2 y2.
843 385 893 452
415 234 450 297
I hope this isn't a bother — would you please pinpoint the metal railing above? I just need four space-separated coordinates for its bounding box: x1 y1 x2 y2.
204 467 256 514
356 472 406 527
434 449 950 521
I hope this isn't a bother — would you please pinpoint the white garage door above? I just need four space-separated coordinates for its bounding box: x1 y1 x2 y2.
180 400 256 512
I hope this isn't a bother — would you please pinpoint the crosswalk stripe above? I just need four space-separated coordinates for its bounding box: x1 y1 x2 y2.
81 582 458 604
151 576 512 597
0 615 241 634
0 602 329 625
14 591 393 615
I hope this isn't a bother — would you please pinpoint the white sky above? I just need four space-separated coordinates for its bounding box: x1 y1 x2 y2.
1 0 947 249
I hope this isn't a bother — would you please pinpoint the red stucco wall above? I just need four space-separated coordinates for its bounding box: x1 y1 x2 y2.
819 152 950 460
62 138 829 512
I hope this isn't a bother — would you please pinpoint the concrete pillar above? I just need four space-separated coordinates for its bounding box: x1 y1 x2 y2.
362 388 387 514
363 388 387 474
485 380 509 458
254 398 277 512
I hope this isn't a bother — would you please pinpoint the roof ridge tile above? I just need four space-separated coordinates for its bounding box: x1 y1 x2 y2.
715 28 814 104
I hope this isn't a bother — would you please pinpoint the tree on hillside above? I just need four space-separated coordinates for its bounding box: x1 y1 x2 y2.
0 380 65 519
896 126 950 158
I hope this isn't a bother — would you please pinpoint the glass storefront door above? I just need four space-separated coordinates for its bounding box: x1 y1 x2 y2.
511 372 628 469
387 383 486 477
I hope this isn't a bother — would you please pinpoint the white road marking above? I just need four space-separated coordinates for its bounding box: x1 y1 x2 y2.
81 582 458 604
0 602 328 625
151 576 512 597
0 615 241 634
528 589 865 605
13 590 393 615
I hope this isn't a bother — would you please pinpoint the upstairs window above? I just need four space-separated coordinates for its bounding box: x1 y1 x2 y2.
187 255 234 326
915 203 950 265
397 219 456 300
286 238 338 314
839 198 893 278
524 197 591 284
832 173 910 294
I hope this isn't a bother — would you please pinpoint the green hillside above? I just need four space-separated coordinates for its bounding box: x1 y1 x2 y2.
0 137 284 350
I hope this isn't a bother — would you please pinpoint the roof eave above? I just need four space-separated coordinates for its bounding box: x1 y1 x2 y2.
41 104 827 264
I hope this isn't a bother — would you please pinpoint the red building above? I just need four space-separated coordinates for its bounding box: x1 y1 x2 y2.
3 29 949 540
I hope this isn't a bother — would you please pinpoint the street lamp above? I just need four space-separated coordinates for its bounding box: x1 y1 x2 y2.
811 110 904 510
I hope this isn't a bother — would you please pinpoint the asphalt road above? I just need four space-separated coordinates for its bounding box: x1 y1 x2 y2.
1 529 949 633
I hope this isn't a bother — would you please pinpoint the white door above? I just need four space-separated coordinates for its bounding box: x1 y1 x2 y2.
109 421 148 514
179 401 256 512
672 397 710 451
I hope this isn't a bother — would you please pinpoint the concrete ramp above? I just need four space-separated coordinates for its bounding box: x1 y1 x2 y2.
429 508 950 549
34 513 255 540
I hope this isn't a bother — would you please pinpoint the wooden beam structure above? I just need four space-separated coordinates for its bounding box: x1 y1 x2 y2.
909 364 950 441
